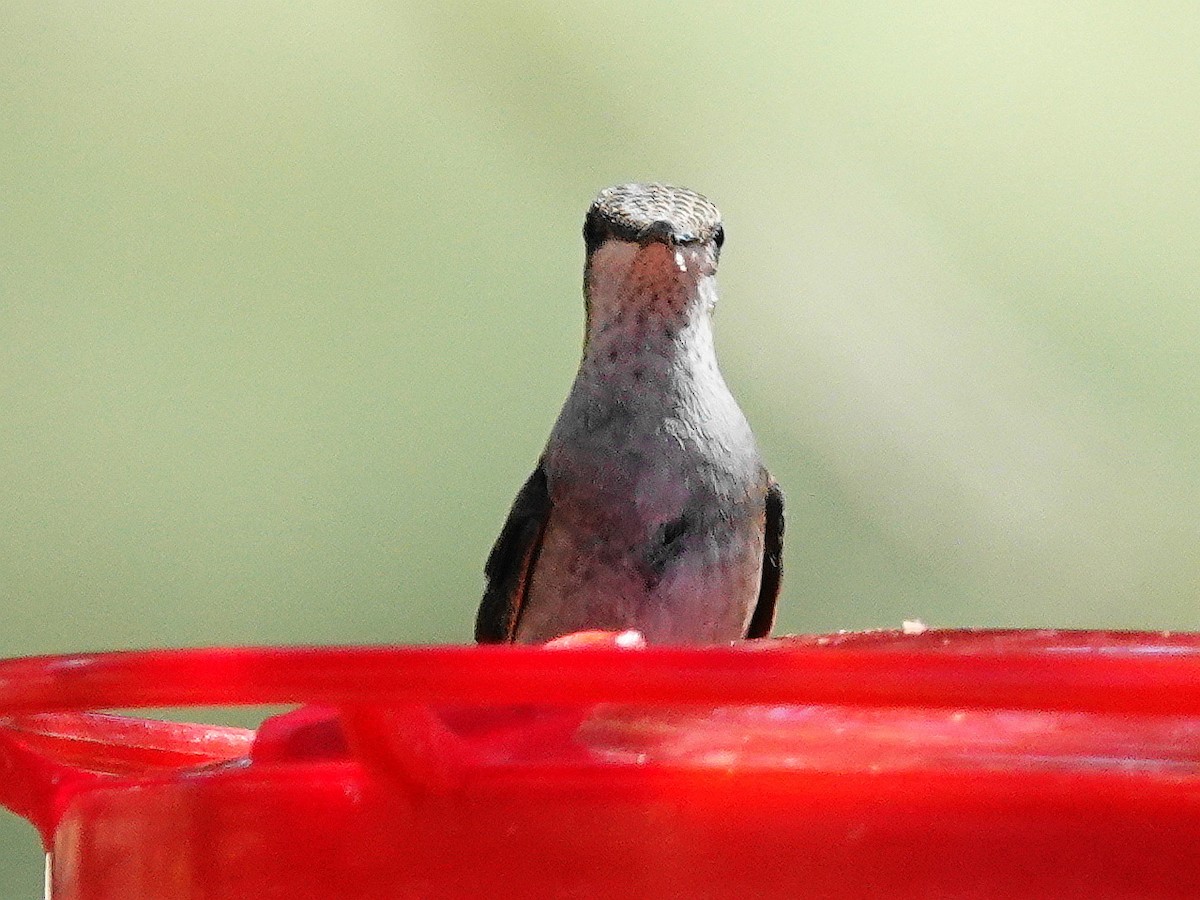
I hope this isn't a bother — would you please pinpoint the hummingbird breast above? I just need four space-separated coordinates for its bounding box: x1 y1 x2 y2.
517 311 768 644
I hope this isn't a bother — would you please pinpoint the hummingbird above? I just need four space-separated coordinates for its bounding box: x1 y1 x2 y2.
476 183 783 645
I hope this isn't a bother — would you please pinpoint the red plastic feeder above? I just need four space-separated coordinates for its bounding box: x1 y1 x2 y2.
3 629 1200 898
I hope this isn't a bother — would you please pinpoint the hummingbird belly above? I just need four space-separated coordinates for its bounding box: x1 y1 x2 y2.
514 490 766 645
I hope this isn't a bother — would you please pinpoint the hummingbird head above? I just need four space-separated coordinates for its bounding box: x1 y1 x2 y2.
581 183 725 339
583 182 725 254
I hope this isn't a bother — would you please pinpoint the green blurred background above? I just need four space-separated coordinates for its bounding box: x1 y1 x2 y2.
3 0 1200 889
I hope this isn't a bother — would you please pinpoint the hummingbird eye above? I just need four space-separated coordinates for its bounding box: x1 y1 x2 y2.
583 212 608 252
713 225 725 250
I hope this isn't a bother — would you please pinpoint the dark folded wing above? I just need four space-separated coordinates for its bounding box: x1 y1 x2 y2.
745 478 784 639
474 464 552 643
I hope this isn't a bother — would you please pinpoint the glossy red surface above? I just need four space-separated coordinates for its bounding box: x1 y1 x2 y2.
2 630 1199 898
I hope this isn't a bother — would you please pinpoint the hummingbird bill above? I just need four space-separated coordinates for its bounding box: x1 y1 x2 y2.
476 183 783 645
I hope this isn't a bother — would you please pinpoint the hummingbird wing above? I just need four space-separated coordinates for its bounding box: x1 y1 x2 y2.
745 478 784 639
475 464 552 643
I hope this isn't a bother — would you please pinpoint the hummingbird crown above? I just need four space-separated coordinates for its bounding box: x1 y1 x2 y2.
584 183 724 252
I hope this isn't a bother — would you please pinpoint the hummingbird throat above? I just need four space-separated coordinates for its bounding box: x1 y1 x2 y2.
582 239 718 376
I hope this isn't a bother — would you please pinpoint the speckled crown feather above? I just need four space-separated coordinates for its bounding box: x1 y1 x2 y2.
584 183 723 250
